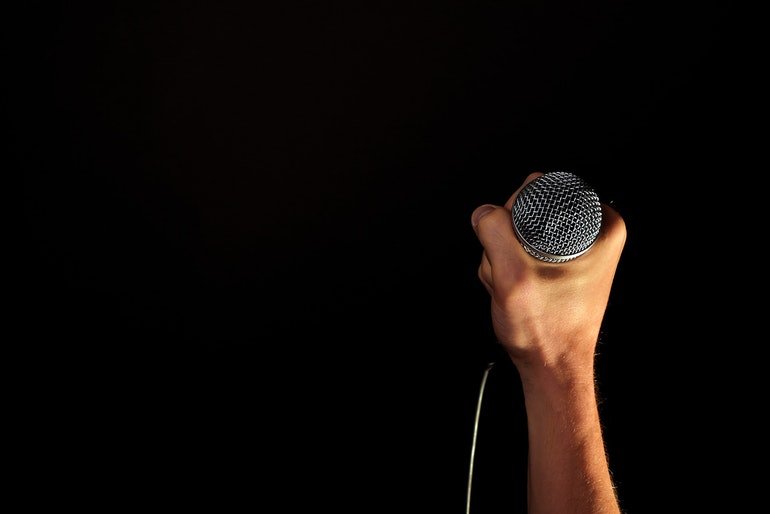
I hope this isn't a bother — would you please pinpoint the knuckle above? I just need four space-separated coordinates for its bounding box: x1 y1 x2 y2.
601 205 627 246
609 214 627 243
526 171 544 182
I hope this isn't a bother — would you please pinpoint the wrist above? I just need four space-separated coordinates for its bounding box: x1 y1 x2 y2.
515 354 601 440
509 348 596 398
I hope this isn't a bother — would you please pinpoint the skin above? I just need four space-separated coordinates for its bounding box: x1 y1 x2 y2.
471 172 626 514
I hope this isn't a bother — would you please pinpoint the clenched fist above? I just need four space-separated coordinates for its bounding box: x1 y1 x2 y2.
472 172 626 382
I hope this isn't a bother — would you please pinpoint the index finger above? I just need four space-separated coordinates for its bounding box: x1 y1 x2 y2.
504 172 544 210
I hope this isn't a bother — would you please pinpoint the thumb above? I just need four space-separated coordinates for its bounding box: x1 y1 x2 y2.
470 204 498 232
471 204 521 270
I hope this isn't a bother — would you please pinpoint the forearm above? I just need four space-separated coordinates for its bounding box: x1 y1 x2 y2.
471 173 626 512
519 360 619 514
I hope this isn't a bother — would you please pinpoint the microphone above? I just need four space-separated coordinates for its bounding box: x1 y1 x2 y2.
512 171 602 263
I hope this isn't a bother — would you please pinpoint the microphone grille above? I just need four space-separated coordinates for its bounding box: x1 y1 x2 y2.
512 171 602 263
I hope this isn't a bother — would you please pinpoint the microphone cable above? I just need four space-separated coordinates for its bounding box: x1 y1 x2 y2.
466 361 496 514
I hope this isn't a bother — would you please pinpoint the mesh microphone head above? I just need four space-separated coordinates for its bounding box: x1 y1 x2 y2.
512 171 602 263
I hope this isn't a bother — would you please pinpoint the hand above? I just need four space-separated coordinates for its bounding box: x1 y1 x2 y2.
471 173 626 383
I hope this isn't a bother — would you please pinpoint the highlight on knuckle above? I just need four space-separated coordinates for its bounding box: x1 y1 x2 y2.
526 171 543 182
611 215 627 244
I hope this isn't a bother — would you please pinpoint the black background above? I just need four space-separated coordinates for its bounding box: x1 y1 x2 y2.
20 1 750 512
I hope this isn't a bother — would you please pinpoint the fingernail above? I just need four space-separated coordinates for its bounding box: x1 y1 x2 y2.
471 204 497 229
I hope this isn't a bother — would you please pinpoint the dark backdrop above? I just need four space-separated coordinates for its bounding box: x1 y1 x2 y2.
21 1 748 512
